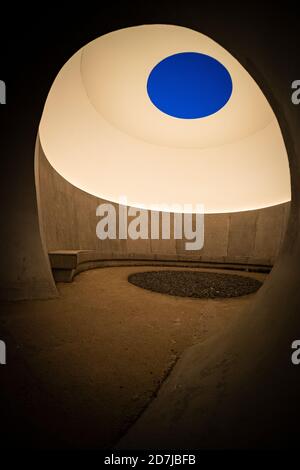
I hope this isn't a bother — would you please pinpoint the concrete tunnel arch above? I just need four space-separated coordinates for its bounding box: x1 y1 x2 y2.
35 24 295 448
1 11 300 447
36 24 299 447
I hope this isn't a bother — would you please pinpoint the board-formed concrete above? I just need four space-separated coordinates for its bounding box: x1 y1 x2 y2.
49 249 272 283
38 143 289 268
0 137 58 300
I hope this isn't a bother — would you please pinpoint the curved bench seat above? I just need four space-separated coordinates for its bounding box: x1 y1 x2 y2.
48 250 272 282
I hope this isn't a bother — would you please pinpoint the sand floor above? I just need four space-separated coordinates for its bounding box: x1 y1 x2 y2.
0 266 266 449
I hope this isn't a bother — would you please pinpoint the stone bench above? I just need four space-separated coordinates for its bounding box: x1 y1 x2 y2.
48 250 272 282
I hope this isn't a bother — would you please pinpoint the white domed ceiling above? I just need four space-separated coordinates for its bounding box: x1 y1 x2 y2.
39 24 291 213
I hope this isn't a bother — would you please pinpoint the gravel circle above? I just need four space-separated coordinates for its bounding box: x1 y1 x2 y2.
128 270 263 299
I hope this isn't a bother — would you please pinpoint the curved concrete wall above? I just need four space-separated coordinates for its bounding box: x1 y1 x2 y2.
118 15 300 449
38 138 289 267
1 8 300 448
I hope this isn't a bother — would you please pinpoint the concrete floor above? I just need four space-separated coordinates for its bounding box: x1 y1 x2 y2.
0 266 266 449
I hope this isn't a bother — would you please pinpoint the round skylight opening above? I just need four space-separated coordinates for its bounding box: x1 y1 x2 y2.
147 52 233 119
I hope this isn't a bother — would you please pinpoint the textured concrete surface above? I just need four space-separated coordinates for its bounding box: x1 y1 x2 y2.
38 144 289 267
0 137 57 301
48 250 272 282
0 267 264 449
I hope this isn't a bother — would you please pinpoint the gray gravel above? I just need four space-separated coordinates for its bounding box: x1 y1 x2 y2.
128 270 263 299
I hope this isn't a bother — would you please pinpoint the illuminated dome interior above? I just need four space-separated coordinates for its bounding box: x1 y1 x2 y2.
39 24 291 214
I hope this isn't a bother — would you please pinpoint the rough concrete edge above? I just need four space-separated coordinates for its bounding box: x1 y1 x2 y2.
115 331 228 450
113 353 180 449
51 255 272 283
34 134 58 299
